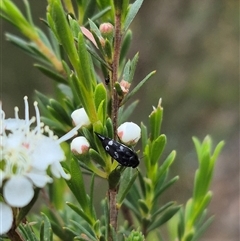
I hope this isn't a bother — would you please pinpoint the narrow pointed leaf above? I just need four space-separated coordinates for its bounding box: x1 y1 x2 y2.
40 213 53 241
34 64 67 83
147 205 181 232
117 168 138 205
71 220 98 241
118 100 139 124
124 0 144 31
123 70 156 104
89 148 106 167
65 157 89 211
151 134 166 165
138 199 149 214
120 30 132 65
151 201 175 221
66 202 94 225
153 176 179 201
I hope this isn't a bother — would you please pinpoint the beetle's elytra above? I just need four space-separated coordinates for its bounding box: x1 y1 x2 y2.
95 132 139 168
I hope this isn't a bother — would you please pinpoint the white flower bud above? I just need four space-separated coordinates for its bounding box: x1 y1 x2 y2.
71 108 90 127
71 136 90 155
117 122 141 145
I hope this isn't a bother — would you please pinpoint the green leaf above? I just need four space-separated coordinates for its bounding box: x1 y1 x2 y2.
94 83 108 110
71 220 98 241
138 199 149 214
122 59 131 82
93 220 101 237
118 100 139 124
89 6 112 23
140 122 148 150
104 38 113 61
150 134 166 165
96 0 114 22
65 157 89 212
70 72 98 123
94 83 107 124
117 168 138 205
102 198 109 240
156 151 176 181
68 15 81 39
48 99 72 126
192 192 212 225
109 225 118 241
183 231 195 241
210 140 225 167
149 98 163 141
48 178 66 210
147 205 181 232
184 198 193 224
87 44 110 69
89 18 102 39
78 29 96 90
192 216 214 241
105 118 114 138
120 30 132 66
177 208 185 240
36 28 54 52
40 213 53 241
123 0 144 32
126 180 141 203
0 0 36 37
108 166 123 189
48 0 79 69
6 34 50 65
34 64 67 83
138 170 146 197
89 148 106 167
151 201 175 221
153 176 179 201
128 52 139 84
154 171 167 196
23 0 33 25
89 175 97 220
18 223 38 241
40 117 66 134
97 100 107 125
66 202 94 225
123 70 156 104
124 199 141 221
82 0 97 24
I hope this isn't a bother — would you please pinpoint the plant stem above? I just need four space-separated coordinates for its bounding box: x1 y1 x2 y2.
108 8 122 240
111 10 122 138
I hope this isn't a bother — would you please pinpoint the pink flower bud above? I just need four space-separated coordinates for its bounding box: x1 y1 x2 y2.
71 136 90 155
71 108 90 128
99 23 114 41
117 122 141 145
119 80 131 94
99 23 114 35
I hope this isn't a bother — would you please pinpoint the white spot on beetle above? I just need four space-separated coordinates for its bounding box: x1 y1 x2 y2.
108 140 113 145
114 152 119 158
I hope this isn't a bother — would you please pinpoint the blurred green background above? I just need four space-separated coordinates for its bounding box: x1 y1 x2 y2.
1 1 238 240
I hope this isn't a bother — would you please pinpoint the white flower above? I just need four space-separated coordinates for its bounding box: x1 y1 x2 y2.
0 202 13 235
117 122 141 145
0 96 81 234
71 108 90 127
71 136 90 155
